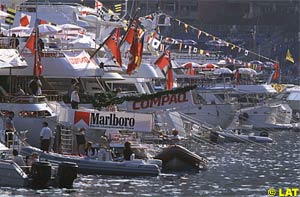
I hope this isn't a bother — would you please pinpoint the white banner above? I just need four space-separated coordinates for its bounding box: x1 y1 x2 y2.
58 108 154 132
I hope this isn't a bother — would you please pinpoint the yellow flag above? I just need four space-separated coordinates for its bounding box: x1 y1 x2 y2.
286 49 295 63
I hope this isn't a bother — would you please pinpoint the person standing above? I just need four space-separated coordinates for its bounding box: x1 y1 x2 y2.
10 33 19 49
123 141 134 161
40 122 53 153
5 111 16 148
76 128 86 156
28 77 42 96
71 86 80 109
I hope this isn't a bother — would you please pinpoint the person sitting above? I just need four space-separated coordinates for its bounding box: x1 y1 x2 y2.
14 84 25 96
170 128 181 143
12 149 26 167
85 141 96 158
76 128 86 156
97 136 112 161
123 141 134 161
26 152 39 169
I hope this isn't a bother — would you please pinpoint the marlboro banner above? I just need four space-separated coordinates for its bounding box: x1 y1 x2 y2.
58 108 153 132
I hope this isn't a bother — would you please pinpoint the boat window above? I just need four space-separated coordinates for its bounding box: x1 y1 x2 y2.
0 110 12 116
19 110 52 118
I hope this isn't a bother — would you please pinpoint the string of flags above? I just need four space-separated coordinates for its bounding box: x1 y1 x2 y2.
142 12 278 63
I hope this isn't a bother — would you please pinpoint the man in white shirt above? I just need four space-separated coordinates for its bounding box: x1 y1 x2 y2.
71 86 80 109
12 149 26 167
40 122 53 153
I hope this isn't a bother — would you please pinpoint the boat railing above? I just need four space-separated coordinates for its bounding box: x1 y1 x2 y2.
0 95 47 104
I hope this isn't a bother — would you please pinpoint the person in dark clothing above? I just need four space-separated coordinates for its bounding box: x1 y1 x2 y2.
123 141 133 161
10 33 19 49
76 128 86 156
28 77 38 95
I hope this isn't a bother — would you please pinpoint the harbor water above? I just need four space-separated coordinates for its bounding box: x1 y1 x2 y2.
1 130 299 196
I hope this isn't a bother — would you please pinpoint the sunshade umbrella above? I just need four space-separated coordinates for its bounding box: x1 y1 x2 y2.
59 23 86 32
180 62 201 68
233 68 257 75
213 67 233 75
69 36 98 49
7 26 32 36
200 63 219 71
38 24 62 35
249 60 264 65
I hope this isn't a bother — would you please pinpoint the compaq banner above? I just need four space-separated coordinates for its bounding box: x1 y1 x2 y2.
74 111 153 132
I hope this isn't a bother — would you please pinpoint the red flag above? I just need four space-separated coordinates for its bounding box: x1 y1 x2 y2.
166 67 174 90
124 27 135 45
20 14 31 27
25 33 35 54
154 50 170 69
26 31 43 76
127 28 144 75
272 62 280 80
105 28 122 67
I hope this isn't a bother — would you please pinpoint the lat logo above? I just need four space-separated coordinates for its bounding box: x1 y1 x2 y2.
268 188 300 196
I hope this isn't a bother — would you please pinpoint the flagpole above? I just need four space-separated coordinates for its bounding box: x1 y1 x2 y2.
118 7 140 47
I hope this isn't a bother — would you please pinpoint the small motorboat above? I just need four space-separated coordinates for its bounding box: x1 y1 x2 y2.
154 145 208 172
0 143 78 189
209 130 273 143
20 146 160 176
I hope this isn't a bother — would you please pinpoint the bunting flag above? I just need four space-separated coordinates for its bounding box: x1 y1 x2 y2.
285 49 295 63
197 30 201 39
184 24 188 33
272 62 280 80
5 8 16 25
20 13 31 27
95 0 103 10
105 28 122 67
127 28 144 75
154 50 170 69
114 3 122 13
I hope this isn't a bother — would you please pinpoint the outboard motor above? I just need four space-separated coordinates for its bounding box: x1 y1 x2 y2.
30 161 52 189
260 131 269 137
57 162 78 188
209 131 219 143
